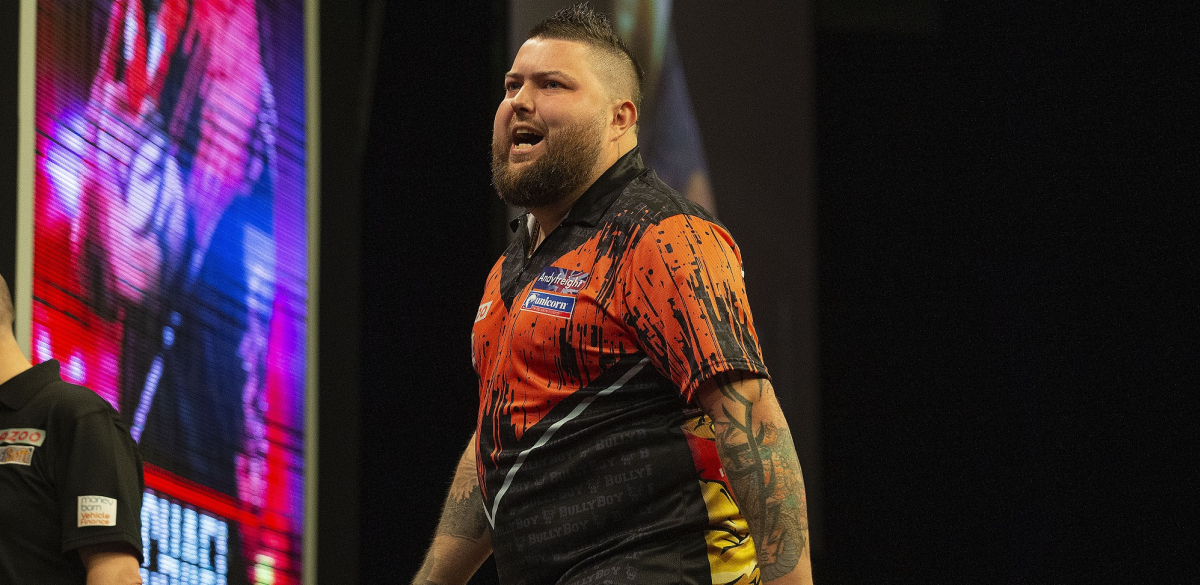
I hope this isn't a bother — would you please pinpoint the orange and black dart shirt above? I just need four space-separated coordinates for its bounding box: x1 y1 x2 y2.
473 149 770 584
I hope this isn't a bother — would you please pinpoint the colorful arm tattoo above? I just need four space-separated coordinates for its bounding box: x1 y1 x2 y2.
707 375 810 581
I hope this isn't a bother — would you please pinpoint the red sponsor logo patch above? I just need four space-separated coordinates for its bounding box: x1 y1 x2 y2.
0 428 46 447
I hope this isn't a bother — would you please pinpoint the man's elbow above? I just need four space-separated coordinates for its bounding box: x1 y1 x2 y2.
79 543 143 585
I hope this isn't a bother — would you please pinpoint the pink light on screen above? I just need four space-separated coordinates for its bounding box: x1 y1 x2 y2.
33 1 308 581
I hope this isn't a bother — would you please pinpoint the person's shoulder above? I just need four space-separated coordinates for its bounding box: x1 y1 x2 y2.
39 381 118 422
612 169 719 228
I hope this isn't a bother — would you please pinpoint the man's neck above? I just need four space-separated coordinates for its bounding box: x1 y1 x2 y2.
0 334 33 388
527 140 635 240
527 193 581 243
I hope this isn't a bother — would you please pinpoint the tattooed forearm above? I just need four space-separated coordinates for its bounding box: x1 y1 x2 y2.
437 449 490 541
707 375 810 581
411 435 493 585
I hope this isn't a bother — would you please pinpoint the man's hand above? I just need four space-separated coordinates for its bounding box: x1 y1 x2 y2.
78 542 143 585
412 434 493 584
696 373 813 585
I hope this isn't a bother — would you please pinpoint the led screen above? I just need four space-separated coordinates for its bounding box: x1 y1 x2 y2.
32 1 308 583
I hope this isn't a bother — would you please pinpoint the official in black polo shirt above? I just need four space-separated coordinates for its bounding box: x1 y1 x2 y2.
0 275 144 585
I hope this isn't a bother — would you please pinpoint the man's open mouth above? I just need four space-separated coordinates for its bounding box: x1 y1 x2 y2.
512 128 544 148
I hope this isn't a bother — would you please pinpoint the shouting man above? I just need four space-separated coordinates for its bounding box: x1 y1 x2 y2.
414 4 812 584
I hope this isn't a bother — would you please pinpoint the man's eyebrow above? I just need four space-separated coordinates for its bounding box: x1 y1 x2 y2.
504 70 578 82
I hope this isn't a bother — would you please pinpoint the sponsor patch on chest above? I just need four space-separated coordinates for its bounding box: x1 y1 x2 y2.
532 267 590 295
78 496 118 527
522 291 577 318
0 445 34 466
0 428 47 446
522 267 591 319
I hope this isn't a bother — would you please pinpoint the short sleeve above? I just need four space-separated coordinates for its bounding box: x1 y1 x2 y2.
56 409 145 562
620 214 770 399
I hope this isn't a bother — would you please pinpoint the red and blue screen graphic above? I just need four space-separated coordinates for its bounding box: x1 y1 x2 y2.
32 1 308 583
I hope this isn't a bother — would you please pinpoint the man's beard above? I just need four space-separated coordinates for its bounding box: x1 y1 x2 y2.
491 118 604 208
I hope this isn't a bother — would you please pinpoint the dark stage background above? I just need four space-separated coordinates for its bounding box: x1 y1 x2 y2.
5 1 1189 583
814 2 1189 583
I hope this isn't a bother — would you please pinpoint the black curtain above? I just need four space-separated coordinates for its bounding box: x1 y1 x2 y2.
816 2 1189 582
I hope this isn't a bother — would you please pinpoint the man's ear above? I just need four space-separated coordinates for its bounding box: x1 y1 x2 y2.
610 100 638 140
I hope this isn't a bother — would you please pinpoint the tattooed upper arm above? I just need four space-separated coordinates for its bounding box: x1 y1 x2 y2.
697 373 811 583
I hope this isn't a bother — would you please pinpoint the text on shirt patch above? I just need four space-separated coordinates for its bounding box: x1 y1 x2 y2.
78 495 118 527
522 267 591 319
532 267 590 295
0 445 34 465
0 427 47 446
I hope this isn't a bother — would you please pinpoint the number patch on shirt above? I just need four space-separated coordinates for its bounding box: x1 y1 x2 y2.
0 445 34 465
78 496 118 527
476 300 494 323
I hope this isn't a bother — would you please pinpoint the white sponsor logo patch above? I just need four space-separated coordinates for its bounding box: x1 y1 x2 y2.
78 496 118 527
0 428 47 446
475 301 493 323
0 445 34 466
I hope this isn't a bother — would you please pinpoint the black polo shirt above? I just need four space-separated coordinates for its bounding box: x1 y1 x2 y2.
0 360 144 584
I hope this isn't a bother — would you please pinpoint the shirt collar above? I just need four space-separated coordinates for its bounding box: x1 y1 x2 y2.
0 360 62 410
509 147 647 232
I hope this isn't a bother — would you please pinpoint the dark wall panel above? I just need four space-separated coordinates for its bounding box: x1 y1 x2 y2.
316 0 374 582
1 1 18 290
356 1 507 584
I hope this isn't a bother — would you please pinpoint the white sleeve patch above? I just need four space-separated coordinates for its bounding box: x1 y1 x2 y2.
0 445 34 465
0 428 47 446
475 300 493 323
78 496 118 527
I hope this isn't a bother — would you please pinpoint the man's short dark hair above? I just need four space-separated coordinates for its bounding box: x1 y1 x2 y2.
0 273 13 329
529 3 645 124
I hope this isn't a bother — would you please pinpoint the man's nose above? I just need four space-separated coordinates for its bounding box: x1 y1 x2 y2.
510 85 534 114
